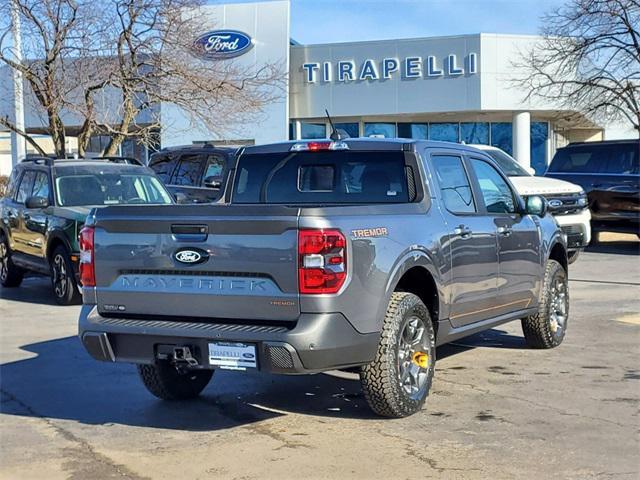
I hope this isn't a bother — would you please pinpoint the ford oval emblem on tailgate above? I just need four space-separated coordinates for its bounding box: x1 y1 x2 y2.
174 248 209 265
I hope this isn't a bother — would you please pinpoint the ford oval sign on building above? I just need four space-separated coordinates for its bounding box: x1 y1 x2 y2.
192 30 254 60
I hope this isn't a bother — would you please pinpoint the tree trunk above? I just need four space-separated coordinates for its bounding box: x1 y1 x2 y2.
48 113 66 158
103 96 136 156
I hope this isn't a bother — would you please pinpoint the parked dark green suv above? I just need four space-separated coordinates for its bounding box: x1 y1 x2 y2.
0 157 174 304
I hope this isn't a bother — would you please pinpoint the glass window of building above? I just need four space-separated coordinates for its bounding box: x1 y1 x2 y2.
334 122 359 138
429 123 459 143
530 122 549 175
289 122 295 140
300 122 327 139
397 123 428 139
490 123 513 155
460 122 489 145
364 123 396 138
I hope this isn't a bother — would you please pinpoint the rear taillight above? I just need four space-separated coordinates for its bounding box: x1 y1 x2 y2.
79 226 95 287
298 229 347 294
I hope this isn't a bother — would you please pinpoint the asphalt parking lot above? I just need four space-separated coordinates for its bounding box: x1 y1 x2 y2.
1 235 639 480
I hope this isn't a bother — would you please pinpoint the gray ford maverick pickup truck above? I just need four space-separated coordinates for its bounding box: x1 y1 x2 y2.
78 138 569 417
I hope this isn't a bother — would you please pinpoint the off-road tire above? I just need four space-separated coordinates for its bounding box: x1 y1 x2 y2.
50 246 81 306
0 235 24 288
138 362 214 400
567 250 580 264
521 259 569 349
360 292 435 418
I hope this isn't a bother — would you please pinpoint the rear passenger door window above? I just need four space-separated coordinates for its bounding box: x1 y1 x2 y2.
470 159 516 214
16 171 36 204
150 154 179 183
432 155 475 213
171 155 203 186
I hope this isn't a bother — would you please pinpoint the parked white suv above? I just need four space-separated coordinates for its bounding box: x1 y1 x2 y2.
471 145 591 263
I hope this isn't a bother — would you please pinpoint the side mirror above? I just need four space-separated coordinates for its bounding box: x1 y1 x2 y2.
173 192 188 204
526 166 536 176
203 176 222 189
25 196 49 209
525 195 547 217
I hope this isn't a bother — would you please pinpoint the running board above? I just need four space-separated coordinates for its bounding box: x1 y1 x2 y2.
436 308 538 346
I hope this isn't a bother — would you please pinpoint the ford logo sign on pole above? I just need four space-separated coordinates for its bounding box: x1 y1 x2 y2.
192 30 254 60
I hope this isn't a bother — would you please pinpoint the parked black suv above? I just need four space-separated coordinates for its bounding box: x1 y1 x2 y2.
0 157 174 304
148 145 237 203
545 140 639 236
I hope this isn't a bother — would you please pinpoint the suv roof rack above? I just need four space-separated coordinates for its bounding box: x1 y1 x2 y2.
21 156 55 166
22 156 143 166
91 156 143 166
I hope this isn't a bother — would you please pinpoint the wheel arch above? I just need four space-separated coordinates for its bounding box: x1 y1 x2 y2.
548 240 568 273
385 250 444 330
46 231 73 261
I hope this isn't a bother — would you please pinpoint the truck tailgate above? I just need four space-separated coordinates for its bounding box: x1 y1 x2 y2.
91 205 300 322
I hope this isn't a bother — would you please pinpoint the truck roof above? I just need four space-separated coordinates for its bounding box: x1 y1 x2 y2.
242 137 482 154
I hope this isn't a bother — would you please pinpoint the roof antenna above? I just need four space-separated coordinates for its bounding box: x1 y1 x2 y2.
326 109 350 141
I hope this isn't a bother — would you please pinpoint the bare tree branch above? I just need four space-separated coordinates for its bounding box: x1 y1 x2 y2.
515 0 640 136
0 115 48 156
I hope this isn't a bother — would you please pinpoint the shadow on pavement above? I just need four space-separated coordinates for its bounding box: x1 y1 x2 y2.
0 326 528 429
0 276 66 307
586 239 640 256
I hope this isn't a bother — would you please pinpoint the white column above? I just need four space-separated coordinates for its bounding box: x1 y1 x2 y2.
512 111 530 168
10 0 26 166
294 120 302 140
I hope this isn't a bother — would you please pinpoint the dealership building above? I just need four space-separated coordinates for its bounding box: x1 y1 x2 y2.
0 0 635 175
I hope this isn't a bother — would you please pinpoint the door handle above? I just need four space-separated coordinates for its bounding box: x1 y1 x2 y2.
497 226 512 236
453 225 473 238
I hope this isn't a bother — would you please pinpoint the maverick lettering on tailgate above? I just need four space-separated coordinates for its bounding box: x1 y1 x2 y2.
120 276 270 293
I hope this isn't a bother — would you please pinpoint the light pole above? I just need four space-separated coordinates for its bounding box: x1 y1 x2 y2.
10 0 26 166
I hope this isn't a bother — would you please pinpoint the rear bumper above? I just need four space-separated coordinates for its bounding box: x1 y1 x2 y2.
78 305 379 374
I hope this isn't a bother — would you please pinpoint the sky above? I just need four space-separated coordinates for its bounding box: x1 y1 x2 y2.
288 0 566 44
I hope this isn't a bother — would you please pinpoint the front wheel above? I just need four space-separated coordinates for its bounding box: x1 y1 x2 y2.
360 292 435 418
567 250 580 264
50 246 81 305
521 259 569 349
138 362 214 400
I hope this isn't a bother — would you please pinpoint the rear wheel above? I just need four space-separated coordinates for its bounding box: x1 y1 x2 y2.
138 362 214 400
521 259 569 349
0 236 24 288
50 246 81 305
360 292 435 418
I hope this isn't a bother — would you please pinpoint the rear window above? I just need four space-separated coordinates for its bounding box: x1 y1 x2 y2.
232 151 409 204
548 143 639 174
148 154 178 182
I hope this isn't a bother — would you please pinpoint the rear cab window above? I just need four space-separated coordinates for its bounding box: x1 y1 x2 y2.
232 150 410 204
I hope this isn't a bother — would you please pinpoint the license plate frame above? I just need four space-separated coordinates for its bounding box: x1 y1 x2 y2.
208 341 257 370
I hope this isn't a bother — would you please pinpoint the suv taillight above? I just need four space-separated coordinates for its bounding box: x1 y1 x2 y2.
79 226 95 287
298 229 346 294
